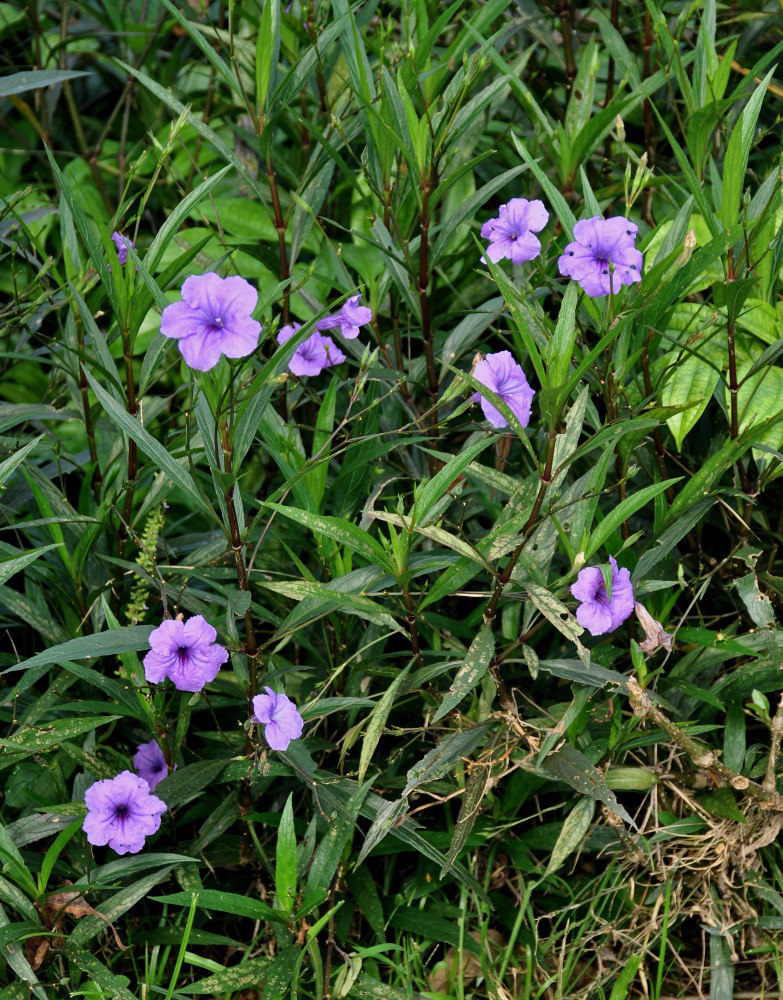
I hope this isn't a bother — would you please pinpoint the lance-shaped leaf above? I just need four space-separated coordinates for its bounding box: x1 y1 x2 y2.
541 743 636 829
432 625 495 722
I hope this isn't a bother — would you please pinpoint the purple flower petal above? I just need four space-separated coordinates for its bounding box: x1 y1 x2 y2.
481 197 549 265
143 615 228 692
559 216 643 298
83 770 166 855
472 350 535 428
252 686 304 751
570 556 634 637
277 323 346 376
160 273 262 372
133 740 170 790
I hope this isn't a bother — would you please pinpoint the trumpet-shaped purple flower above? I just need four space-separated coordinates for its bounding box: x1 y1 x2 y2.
83 770 166 855
160 273 262 371
252 686 304 751
133 740 170 790
571 556 634 636
111 231 135 267
143 615 228 693
558 217 643 297
316 295 372 339
277 323 346 376
471 350 535 428
481 198 549 264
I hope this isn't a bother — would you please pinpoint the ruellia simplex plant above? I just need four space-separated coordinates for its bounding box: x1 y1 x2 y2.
2 2 783 998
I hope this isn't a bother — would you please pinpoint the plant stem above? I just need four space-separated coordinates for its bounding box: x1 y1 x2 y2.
220 420 259 699
641 335 675 505
117 327 138 564
627 678 782 809
557 1 577 92
642 7 656 225
267 150 290 325
483 425 557 627
418 170 440 473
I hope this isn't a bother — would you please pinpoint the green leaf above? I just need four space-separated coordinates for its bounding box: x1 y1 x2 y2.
5 626 153 676
275 794 297 916
359 666 410 784
0 717 120 761
69 867 176 946
544 798 595 875
151 890 284 925
432 625 495 722
524 583 589 667
440 758 492 877
177 956 272 995
84 370 217 522
0 544 62 588
306 784 371 897
414 437 496 522
0 435 44 489
0 69 88 97
721 69 775 234
66 949 137 1000
541 743 636 829
143 165 232 274
263 503 395 573
661 352 722 449
0 902 49 1000
584 479 681 560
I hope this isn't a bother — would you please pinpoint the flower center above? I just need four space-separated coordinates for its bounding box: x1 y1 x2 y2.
213 316 224 328
177 645 190 665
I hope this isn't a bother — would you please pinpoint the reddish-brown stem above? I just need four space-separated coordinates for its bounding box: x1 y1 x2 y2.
483 426 558 627
418 172 439 473
557 1 577 92
642 7 656 225
220 422 259 698
267 152 290 325
117 329 138 564
641 337 675 505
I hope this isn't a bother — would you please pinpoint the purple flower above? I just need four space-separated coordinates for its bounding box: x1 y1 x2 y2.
143 615 229 693
558 217 643 297
571 556 634 636
480 198 548 264
133 740 170 790
159 273 262 372
252 686 304 751
83 770 166 855
111 231 135 267
316 294 372 339
471 350 535 428
277 323 346 376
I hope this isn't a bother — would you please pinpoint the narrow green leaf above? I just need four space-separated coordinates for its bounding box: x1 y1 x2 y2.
440 758 491 877
4 626 153 676
84 370 218 522
524 583 589 667
432 626 495 722
276 794 297 915
0 69 88 97
306 783 371 897
415 437 495 522
151 890 284 925
144 165 232 274
541 743 636 829
263 503 394 572
544 798 595 875
359 666 410 784
721 69 775 234
585 479 681 560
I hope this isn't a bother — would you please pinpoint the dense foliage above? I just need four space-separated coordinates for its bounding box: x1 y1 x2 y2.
2 1 783 997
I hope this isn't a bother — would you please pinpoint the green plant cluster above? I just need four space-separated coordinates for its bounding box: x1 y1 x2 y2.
2 1 783 998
